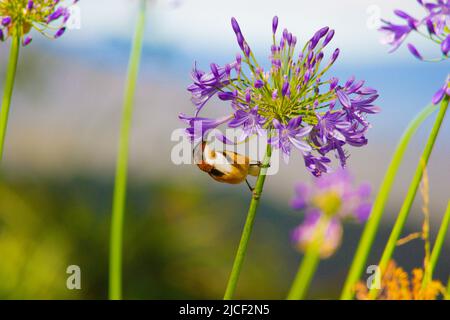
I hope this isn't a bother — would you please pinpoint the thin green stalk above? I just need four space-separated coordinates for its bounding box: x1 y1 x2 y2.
340 102 440 300
109 0 147 300
223 144 272 300
428 201 450 280
369 96 449 299
446 276 450 300
287 215 329 300
0 36 20 161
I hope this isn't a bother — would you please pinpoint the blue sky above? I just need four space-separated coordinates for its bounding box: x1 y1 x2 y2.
48 0 449 138
62 0 441 62
30 0 447 149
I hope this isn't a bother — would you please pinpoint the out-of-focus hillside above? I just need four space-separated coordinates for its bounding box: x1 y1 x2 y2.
0 176 448 299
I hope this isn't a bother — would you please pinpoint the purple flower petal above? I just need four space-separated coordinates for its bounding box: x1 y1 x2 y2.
336 89 352 108
407 43 423 60
272 16 279 34
441 35 450 56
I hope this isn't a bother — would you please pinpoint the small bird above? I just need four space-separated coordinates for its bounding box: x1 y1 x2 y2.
193 141 263 190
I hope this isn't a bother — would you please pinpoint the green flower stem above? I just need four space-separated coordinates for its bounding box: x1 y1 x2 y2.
340 102 440 300
428 201 450 281
109 0 147 300
0 36 20 161
287 215 329 300
223 144 272 300
368 95 449 300
446 276 450 300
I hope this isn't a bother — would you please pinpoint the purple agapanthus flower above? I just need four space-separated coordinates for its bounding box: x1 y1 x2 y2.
180 16 380 176
380 2 450 107
380 1 450 60
290 169 372 258
0 0 78 46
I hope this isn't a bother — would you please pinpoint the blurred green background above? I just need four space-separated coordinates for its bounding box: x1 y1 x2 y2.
1 174 448 299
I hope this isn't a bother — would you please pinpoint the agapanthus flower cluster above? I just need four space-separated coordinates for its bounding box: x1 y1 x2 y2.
180 16 380 177
0 0 78 46
380 1 450 105
380 0 450 60
291 169 372 258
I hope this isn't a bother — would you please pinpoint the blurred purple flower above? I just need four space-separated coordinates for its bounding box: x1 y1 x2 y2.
290 169 372 257
380 1 450 60
291 169 372 222
291 212 343 258
0 0 79 46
